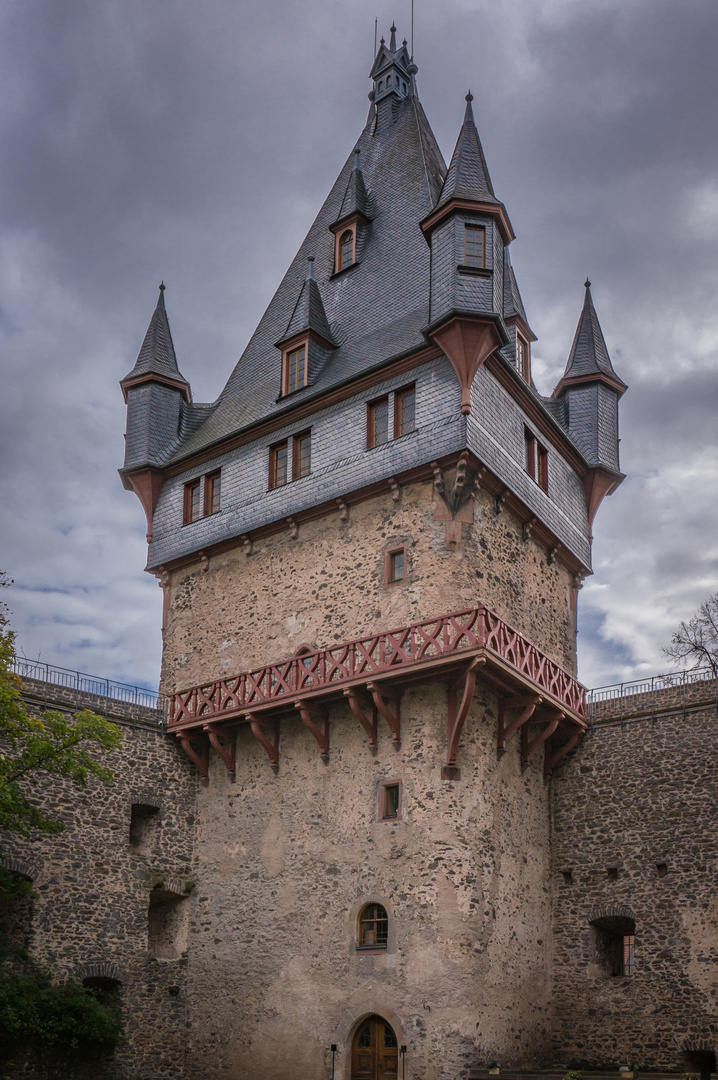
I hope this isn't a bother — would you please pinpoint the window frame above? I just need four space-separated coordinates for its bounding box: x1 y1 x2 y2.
379 779 402 821
516 333 531 382
203 470 221 517
393 383 416 439
384 545 407 588
524 427 549 494
367 394 390 449
281 338 309 397
464 223 486 268
357 903 389 951
338 227 355 271
269 430 312 490
183 479 201 525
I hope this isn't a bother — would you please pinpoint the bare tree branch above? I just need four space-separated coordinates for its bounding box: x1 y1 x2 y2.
663 592 718 681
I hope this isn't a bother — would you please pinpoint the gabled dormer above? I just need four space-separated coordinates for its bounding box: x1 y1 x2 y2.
274 256 337 397
369 24 413 106
503 248 537 383
329 148 372 274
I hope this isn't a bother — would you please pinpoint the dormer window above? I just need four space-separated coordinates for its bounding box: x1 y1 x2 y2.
282 341 308 396
339 229 355 271
464 224 485 268
516 334 531 382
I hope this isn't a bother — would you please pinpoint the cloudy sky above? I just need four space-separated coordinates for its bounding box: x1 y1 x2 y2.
1 0 716 693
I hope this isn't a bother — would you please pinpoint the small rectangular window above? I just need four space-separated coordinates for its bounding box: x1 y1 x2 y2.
204 470 221 516
464 224 485 268
537 445 548 493
293 430 311 479
384 545 406 587
516 334 531 382
282 343 307 396
382 783 400 820
183 480 201 524
394 385 415 437
623 935 635 976
368 396 390 448
524 428 536 481
269 440 289 489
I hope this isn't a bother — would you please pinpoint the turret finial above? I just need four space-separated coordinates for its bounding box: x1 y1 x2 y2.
466 91 473 103
157 281 166 308
390 23 397 51
307 255 315 281
584 278 591 290
159 281 166 292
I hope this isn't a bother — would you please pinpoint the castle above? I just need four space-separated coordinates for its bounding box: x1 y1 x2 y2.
4 26 718 1080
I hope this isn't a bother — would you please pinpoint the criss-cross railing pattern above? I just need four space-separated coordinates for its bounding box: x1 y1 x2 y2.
168 606 586 727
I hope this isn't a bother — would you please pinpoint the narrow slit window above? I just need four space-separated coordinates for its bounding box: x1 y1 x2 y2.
368 396 390 448
339 229 354 271
394 385 415 437
524 428 536 481
204 470 221 516
537 445 548 493
293 430 312 479
183 480 201 525
381 782 400 820
358 903 388 949
385 546 406 586
270 440 289 489
464 224 485 268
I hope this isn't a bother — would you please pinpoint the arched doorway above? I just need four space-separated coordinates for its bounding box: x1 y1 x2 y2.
351 1015 398 1079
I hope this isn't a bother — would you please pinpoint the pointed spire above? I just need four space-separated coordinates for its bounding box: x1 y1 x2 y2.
337 147 371 222
560 280 626 391
278 260 337 349
437 91 498 207
390 23 397 51
121 284 191 401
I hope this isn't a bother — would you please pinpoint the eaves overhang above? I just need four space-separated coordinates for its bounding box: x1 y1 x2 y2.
552 371 628 400
420 197 516 246
120 371 192 404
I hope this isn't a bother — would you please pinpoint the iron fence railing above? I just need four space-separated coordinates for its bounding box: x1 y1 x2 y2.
11 655 161 713
586 666 716 723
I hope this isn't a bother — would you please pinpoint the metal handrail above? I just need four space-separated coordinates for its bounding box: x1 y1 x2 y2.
586 666 715 705
11 655 161 711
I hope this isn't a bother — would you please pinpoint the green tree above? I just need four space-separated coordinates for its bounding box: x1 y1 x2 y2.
0 572 125 1072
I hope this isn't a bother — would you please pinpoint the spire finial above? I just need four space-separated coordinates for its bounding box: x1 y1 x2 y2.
584 278 591 290
157 281 166 308
159 281 165 292
307 254 315 281
466 91 473 103
389 23 397 51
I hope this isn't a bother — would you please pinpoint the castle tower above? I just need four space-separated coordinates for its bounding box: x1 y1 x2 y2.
121 28 625 1080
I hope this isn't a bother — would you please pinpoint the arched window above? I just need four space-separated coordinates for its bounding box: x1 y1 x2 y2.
358 903 388 948
339 229 354 271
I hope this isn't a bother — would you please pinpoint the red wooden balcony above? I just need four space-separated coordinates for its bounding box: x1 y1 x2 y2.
169 605 587 781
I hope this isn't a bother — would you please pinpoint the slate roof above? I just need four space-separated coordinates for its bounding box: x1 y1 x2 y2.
165 88 447 465
122 285 190 396
278 257 337 347
561 281 627 388
336 150 372 222
436 93 499 207
503 249 528 324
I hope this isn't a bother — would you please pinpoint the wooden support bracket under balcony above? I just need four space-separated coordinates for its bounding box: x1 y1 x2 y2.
367 681 402 748
247 713 280 772
497 695 543 758
204 724 237 779
544 726 582 776
344 688 378 752
521 713 561 772
296 701 330 762
178 732 209 783
443 658 483 779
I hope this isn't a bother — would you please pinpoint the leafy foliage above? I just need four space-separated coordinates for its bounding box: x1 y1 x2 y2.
0 571 122 844
663 591 718 680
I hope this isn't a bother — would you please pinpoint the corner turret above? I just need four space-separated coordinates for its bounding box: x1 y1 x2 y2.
552 280 627 537
119 284 190 540
421 93 514 414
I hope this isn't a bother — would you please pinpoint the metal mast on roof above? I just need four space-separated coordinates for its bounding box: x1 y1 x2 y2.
374 17 377 56
411 0 414 58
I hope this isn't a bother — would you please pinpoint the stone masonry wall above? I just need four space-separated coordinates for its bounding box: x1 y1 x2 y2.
183 681 554 1080
1 681 197 1080
160 475 577 697
551 678 718 1070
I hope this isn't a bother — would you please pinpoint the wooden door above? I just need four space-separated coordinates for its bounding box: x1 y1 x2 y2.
351 1016 399 1080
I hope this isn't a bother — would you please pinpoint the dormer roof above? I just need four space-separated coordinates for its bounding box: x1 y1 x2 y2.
121 285 191 403
334 148 372 226
276 257 337 350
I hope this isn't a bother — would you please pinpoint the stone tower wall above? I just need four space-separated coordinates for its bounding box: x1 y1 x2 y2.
550 676 718 1069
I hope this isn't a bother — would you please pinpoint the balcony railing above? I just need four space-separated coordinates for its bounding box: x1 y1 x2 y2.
11 655 161 712
169 605 587 728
